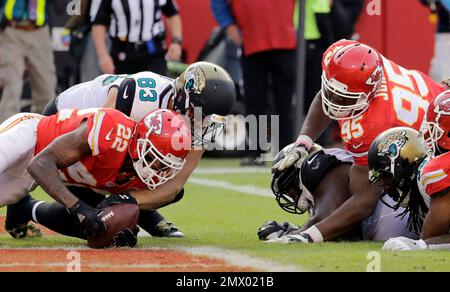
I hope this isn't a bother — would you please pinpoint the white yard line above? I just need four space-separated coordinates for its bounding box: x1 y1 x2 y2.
0 246 305 272
178 246 305 272
188 177 273 198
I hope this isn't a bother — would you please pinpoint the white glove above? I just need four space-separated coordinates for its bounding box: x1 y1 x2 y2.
265 233 311 244
257 221 300 241
272 136 314 172
382 237 428 251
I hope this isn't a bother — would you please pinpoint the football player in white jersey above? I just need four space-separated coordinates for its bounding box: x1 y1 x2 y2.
6 62 236 239
52 72 176 124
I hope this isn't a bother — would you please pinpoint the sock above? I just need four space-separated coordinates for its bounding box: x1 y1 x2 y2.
32 201 86 239
5 194 35 229
138 210 164 234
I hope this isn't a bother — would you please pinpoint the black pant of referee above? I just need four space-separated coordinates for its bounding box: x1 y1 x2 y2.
110 37 167 75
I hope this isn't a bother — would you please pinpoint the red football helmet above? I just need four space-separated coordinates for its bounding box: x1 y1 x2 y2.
421 90 450 155
129 109 192 189
321 40 384 120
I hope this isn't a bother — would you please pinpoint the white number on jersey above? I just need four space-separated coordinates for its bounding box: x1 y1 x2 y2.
341 116 364 142
111 124 132 152
383 58 429 126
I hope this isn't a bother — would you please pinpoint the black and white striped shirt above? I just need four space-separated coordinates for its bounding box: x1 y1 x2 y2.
90 0 179 43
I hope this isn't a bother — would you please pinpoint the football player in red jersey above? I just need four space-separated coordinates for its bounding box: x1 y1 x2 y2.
29 62 237 238
0 108 190 246
266 39 445 243
373 90 450 250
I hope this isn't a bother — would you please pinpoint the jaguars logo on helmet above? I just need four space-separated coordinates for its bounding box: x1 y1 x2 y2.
173 62 236 147
368 127 430 233
368 127 428 208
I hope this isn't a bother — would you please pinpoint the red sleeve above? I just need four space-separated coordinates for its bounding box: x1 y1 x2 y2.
86 110 118 156
419 153 450 197
348 144 370 166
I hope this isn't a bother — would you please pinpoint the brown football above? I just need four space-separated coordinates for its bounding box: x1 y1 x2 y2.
87 203 139 249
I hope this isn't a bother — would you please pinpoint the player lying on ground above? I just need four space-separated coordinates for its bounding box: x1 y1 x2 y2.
258 145 417 242
7 61 236 238
369 91 450 250
2 108 191 247
265 39 445 243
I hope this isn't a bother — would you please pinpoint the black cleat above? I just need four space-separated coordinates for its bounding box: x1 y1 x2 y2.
5 224 42 239
151 219 184 238
5 195 42 239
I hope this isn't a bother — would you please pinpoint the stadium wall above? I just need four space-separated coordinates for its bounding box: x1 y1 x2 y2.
177 0 436 74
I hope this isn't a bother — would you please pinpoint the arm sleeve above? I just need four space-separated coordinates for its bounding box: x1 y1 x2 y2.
90 0 112 26
115 78 137 117
347 141 371 166
351 152 369 166
210 0 235 28
419 156 450 197
162 0 179 17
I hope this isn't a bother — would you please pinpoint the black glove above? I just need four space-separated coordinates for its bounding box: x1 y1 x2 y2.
68 200 107 237
112 226 139 248
257 221 300 241
96 193 137 210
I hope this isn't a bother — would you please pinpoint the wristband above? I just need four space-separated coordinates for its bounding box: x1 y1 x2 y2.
171 37 182 45
296 135 313 151
301 225 324 243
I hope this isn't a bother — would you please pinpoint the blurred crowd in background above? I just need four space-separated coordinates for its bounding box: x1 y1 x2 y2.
0 0 449 166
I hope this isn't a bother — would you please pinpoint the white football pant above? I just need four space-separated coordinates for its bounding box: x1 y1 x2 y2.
0 113 42 207
362 196 419 241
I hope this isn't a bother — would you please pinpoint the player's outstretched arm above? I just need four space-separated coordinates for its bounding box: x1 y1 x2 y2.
131 149 205 210
314 164 383 241
265 164 380 244
28 122 91 208
27 122 106 236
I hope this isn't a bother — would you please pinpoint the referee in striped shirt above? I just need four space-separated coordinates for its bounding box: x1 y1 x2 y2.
91 0 182 75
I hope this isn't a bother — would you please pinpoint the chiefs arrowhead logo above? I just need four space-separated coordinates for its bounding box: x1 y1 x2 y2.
366 65 383 86
436 99 450 116
144 112 163 135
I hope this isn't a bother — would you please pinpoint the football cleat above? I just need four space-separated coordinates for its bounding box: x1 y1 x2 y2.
5 224 42 239
151 218 184 238
5 195 42 239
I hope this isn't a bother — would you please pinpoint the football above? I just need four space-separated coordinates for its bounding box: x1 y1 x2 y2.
87 203 139 249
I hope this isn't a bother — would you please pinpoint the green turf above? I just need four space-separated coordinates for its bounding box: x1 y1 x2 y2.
196 158 243 168
192 172 271 187
1 158 449 272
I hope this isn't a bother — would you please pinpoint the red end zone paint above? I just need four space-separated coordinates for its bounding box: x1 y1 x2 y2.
0 216 258 272
0 249 256 272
